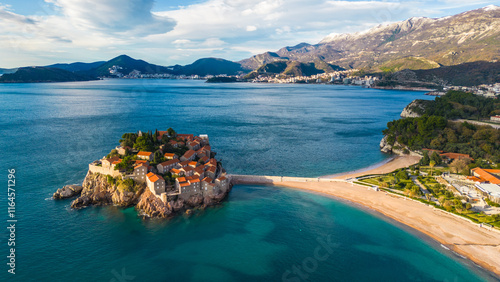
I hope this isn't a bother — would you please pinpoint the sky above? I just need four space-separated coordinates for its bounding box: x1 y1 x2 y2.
0 0 499 68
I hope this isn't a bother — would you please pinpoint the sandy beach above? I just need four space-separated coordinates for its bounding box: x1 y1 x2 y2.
238 155 500 276
321 155 421 179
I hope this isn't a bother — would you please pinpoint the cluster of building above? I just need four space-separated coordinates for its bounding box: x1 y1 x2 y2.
248 70 359 84
467 168 500 204
422 149 499 204
443 83 500 97
106 66 221 80
88 132 230 204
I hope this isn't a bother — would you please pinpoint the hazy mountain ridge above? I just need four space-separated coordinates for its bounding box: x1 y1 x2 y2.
0 67 97 83
45 61 106 72
170 58 243 76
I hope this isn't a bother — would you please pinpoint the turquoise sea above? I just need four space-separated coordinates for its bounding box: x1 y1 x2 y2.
0 79 497 281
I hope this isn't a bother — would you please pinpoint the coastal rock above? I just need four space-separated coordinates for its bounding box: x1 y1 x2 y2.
112 187 144 207
168 199 185 212
71 196 91 209
400 99 424 118
379 135 422 157
186 194 204 207
62 171 233 218
136 189 173 218
379 135 393 154
70 171 142 209
53 184 83 199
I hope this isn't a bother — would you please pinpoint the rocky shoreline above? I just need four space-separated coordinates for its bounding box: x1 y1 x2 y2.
379 99 423 157
54 171 232 218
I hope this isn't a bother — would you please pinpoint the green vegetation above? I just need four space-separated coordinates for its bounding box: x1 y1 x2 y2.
116 178 138 193
106 175 116 185
120 133 138 148
409 91 500 120
114 155 137 172
373 61 500 88
110 128 190 172
486 198 500 208
384 91 500 162
377 57 440 73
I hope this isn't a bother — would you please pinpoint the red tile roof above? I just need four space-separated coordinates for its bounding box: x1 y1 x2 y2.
134 163 147 169
471 168 500 184
147 172 163 183
186 175 198 181
164 153 177 159
105 156 121 163
160 159 179 167
439 152 472 160
202 177 213 183
137 151 152 157
177 134 194 140
183 166 194 172
183 150 195 159
180 182 191 187
177 177 187 183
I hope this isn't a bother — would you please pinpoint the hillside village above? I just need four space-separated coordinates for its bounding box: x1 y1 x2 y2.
88 129 230 205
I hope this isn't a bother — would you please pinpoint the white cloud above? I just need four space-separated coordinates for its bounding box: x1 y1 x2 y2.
246 25 257 32
201 38 226 47
0 0 496 67
45 0 175 36
173 39 193 45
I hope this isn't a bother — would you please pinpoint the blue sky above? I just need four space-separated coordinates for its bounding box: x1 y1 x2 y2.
0 0 498 68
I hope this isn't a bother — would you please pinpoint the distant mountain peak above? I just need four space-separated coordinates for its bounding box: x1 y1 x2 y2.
482 4 499 11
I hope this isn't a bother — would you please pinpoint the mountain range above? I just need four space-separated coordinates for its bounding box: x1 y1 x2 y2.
240 5 500 72
1 5 499 84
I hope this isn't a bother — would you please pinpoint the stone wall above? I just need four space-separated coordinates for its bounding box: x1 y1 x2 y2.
88 164 122 178
229 174 345 185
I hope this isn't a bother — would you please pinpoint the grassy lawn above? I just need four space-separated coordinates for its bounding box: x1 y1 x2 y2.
360 175 412 190
461 210 500 228
357 169 500 230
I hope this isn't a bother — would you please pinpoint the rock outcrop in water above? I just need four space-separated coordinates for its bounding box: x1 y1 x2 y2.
379 136 418 156
400 99 425 118
53 185 83 199
63 171 232 218
380 100 424 157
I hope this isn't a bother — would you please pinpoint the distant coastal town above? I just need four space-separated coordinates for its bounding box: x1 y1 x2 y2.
106 64 500 97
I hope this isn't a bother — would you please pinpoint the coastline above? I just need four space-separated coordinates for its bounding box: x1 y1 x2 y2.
320 155 421 179
236 156 500 277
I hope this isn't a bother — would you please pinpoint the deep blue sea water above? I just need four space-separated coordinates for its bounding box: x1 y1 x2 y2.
0 79 497 281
